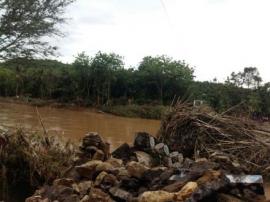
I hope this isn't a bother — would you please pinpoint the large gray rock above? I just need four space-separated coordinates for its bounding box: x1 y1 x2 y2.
134 132 155 152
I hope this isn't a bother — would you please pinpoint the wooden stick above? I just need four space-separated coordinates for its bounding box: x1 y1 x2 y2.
35 106 50 147
35 106 47 136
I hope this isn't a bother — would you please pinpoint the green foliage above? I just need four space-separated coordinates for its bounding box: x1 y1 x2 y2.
138 55 194 104
227 67 262 89
0 0 74 59
73 51 124 105
0 53 270 117
91 52 124 105
247 92 262 112
0 67 16 96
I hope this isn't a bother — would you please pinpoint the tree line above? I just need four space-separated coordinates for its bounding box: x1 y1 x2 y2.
0 53 270 116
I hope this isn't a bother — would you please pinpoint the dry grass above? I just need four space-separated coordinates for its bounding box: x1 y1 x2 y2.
0 128 77 188
158 102 270 175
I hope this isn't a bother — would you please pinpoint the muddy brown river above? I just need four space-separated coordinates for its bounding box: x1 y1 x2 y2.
1 101 270 200
0 102 160 149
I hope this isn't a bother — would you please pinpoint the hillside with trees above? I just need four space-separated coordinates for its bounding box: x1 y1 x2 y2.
0 53 269 118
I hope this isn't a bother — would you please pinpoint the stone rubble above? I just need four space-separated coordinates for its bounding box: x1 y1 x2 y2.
26 132 267 202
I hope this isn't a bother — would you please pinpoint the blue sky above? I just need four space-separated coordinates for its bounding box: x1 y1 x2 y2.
54 0 270 82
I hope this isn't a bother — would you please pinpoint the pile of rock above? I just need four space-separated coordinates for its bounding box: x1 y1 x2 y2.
26 132 267 202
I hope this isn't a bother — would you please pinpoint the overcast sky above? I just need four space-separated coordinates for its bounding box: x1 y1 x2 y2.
56 0 270 82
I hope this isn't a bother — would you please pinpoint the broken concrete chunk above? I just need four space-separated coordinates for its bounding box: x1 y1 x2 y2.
109 187 132 201
72 183 80 194
170 152 184 164
101 174 118 190
162 170 203 192
112 143 133 162
89 188 114 202
197 170 222 185
75 160 113 179
80 195 90 202
174 181 198 201
154 143 170 156
95 162 114 173
225 175 263 184
126 161 149 178
82 132 103 148
142 167 166 184
80 132 110 160
106 158 123 168
75 160 102 179
182 158 194 168
77 181 92 196
139 190 174 202
116 167 130 180
84 146 98 155
95 171 108 186
134 151 153 167
120 176 141 192
134 132 156 152
172 162 182 169
92 149 105 161
163 157 173 167
49 185 76 202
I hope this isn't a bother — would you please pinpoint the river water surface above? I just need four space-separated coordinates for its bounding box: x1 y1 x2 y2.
0 102 160 149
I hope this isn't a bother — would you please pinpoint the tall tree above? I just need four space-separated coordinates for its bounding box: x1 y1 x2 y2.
242 67 262 89
227 67 262 89
73 52 92 99
0 0 74 59
138 55 194 104
229 72 243 87
91 52 124 105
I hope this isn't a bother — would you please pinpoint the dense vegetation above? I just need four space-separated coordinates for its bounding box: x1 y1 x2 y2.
0 53 269 117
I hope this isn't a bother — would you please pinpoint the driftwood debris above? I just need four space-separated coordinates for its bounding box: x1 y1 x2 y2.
158 102 270 175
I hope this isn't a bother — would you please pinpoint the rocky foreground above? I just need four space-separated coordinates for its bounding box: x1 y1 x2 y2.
26 132 267 202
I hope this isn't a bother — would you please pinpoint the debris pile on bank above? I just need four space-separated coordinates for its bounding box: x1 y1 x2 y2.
158 102 270 175
26 132 267 202
0 128 77 201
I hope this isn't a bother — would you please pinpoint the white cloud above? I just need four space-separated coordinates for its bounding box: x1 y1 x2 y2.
55 0 270 82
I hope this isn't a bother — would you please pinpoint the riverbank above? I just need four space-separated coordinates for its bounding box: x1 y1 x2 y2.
101 105 168 119
0 96 78 108
0 96 167 119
